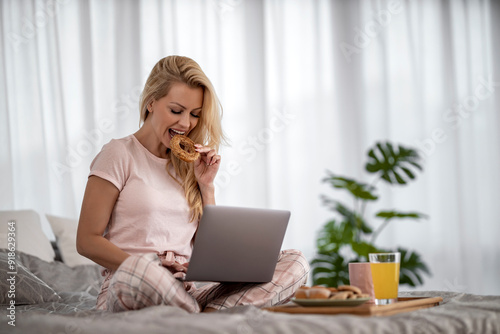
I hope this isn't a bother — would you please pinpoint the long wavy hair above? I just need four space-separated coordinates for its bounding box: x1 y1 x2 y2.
139 56 225 222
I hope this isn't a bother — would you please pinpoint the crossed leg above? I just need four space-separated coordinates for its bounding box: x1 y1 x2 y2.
98 249 309 313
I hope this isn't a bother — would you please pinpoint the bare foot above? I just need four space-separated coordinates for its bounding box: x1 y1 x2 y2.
202 307 218 313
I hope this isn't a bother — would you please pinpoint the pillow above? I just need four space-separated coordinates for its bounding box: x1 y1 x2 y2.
0 250 60 305
0 210 55 263
45 214 94 267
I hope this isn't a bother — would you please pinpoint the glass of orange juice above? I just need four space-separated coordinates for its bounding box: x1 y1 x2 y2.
368 252 401 305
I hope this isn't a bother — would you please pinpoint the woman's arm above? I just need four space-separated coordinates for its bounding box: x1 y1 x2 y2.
76 175 130 271
200 185 215 206
194 144 220 206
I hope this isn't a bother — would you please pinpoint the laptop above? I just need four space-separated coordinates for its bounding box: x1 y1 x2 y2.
180 205 290 283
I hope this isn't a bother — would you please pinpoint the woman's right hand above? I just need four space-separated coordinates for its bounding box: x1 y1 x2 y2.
160 259 189 278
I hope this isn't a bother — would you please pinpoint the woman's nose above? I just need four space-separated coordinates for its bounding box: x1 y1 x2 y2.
178 113 190 129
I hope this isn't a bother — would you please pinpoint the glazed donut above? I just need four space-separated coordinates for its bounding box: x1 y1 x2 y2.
170 135 200 163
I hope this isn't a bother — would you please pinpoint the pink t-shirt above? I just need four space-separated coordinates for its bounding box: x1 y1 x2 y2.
89 134 198 260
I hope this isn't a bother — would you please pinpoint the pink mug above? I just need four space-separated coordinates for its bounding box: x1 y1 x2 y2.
348 262 375 303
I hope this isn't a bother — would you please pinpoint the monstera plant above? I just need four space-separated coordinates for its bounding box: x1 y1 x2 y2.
311 142 431 287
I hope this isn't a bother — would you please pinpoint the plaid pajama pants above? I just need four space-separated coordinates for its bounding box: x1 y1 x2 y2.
96 249 309 312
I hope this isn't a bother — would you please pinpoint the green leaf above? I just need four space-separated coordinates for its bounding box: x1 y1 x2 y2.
375 210 429 221
408 161 423 171
351 241 381 259
393 171 405 184
310 251 351 287
365 142 423 185
323 172 378 201
335 202 372 234
320 199 373 235
320 195 340 212
315 219 355 253
314 277 338 287
400 167 415 180
386 142 396 156
397 247 431 287
312 266 336 275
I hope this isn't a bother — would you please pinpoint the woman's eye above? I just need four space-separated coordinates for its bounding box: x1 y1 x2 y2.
190 113 200 118
171 109 181 114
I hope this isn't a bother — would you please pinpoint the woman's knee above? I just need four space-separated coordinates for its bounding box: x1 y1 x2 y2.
107 254 162 311
279 249 310 277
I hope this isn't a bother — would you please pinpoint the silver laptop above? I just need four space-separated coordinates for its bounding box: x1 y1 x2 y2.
181 205 290 283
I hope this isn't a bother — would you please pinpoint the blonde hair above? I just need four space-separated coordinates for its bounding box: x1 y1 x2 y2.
139 56 225 222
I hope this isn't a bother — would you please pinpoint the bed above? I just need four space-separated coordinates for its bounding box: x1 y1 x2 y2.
1 210 500 333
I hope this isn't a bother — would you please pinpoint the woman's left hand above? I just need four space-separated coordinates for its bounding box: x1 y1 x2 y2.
193 144 221 188
160 258 189 279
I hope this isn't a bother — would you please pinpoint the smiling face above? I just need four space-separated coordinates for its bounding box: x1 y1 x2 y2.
146 82 203 156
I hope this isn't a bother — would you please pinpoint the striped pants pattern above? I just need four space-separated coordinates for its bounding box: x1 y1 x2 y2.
96 249 309 312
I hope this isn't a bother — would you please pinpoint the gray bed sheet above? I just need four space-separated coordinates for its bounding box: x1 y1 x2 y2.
2 251 499 334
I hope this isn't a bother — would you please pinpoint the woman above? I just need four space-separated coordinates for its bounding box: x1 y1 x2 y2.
77 56 309 313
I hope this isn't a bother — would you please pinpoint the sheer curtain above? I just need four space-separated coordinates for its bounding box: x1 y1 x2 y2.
1 0 499 295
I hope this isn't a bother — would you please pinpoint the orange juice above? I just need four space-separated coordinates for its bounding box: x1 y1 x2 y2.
370 262 400 299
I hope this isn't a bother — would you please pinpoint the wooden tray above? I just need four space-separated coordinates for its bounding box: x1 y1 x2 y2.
264 297 443 317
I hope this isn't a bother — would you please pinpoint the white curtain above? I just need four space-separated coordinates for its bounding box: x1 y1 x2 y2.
1 0 499 295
